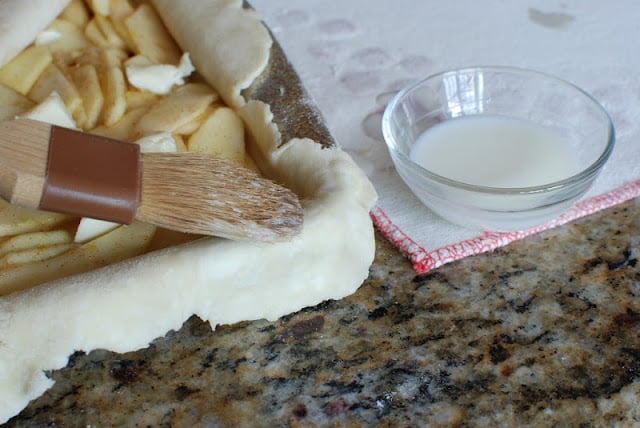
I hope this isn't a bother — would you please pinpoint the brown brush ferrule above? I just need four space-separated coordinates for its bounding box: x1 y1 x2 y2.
39 126 141 224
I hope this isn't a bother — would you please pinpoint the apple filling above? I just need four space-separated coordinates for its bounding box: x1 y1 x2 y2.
0 0 262 295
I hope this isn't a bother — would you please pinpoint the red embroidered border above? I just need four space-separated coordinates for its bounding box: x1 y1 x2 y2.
371 180 640 274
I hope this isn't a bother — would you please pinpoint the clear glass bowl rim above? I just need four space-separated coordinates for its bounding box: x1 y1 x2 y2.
381 65 616 196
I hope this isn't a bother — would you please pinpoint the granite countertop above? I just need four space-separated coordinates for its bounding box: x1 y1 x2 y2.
6 197 639 426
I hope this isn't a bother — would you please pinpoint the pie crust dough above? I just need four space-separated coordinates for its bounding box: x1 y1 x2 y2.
0 0 377 422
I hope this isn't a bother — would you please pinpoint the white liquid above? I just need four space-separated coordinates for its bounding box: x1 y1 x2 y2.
409 116 578 188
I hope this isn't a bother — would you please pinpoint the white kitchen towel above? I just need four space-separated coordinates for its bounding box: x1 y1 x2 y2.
251 0 640 273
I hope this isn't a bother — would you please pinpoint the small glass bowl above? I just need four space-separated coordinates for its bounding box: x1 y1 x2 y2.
381 66 615 231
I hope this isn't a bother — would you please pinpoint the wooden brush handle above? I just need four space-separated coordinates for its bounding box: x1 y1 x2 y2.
40 126 142 224
0 119 50 208
0 120 142 224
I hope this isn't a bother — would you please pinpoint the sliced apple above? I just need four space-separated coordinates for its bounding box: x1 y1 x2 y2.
0 230 72 256
0 84 35 120
59 0 91 28
43 19 91 54
124 4 181 64
0 200 69 238
0 243 76 268
20 91 77 129
188 106 245 163
134 83 217 136
0 45 52 95
28 63 85 125
69 64 103 129
0 221 156 296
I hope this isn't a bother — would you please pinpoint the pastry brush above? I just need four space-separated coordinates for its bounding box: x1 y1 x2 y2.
0 119 303 241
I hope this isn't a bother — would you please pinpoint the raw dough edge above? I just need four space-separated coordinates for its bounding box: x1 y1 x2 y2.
151 0 272 109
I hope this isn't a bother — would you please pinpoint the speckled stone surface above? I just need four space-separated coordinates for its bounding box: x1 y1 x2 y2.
6 197 639 427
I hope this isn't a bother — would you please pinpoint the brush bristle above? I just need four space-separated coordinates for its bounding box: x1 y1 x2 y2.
138 153 303 241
